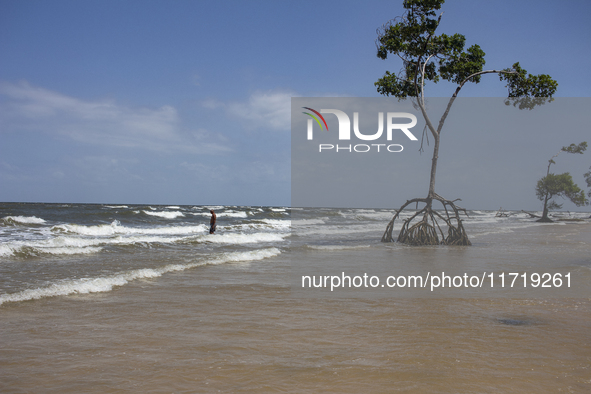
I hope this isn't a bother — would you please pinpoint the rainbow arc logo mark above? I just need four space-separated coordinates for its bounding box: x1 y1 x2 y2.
302 107 328 131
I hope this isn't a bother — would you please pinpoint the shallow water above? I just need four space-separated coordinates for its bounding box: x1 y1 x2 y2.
1 204 590 392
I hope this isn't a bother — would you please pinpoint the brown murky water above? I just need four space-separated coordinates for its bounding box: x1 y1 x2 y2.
2 253 590 393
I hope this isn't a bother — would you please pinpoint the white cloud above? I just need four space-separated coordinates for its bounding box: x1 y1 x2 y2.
0 81 230 154
202 90 354 132
206 90 294 131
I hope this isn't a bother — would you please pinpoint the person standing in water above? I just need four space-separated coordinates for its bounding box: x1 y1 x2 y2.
209 209 217 234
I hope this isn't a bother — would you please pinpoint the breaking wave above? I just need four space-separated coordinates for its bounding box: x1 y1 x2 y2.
52 220 207 236
143 210 185 219
2 216 46 225
0 248 282 306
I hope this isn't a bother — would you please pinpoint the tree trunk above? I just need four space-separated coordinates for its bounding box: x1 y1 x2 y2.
538 161 554 222
428 134 440 199
521 210 541 219
538 194 553 222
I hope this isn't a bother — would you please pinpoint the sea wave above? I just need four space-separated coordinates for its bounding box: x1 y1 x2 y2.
223 220 291 233
198 232 289 244
2 216 46 225
0 233 193 258
260 219 291 229
52 220 208 236
190 210 249 218
218 211 248 218
0 248 281 306
295 223 384 236
338 210 395 221
0 241 103 258
291 218 327 226
1 227 286 257
190 212 212 218
143 210 185 219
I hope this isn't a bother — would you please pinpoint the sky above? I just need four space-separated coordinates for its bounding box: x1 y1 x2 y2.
1 0 590 209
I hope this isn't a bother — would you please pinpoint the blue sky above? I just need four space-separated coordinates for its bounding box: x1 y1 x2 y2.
1 0 590 208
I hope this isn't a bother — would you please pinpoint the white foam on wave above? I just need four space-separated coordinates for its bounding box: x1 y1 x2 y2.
38 246 104 255
0 245 10 257
104 205 128 209
220 220 291 234
202 232 288 244
2 216 46 225
338 210 395 221
0 231 202 257
191 210 248 218
362 211 398 221
166 206 180 209
143 210 185 219
189 212 212 218
295 223 384 236
218 211 248 218
291 218 327 226
260 219 291 229
0 244 23 257
0 240 104 257
0 248 281 306
52 220 207 236
218 247 281 263
2 236 102 257
1 226 286 257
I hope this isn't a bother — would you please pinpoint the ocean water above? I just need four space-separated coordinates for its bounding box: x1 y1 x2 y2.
1 203 590 392
0 203 288 304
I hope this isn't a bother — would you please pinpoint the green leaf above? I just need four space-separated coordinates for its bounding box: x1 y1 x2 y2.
536 173 588 207
561 142 587 154
375 2 557 108
500 62 558 109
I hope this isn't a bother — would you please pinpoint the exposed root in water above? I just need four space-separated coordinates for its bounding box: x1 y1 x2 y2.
382 194 471 246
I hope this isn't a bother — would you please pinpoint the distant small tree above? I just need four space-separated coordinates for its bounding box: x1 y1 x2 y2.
376 0 558 245
585 166 591 198
585 166 591 219
536 142 588 222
